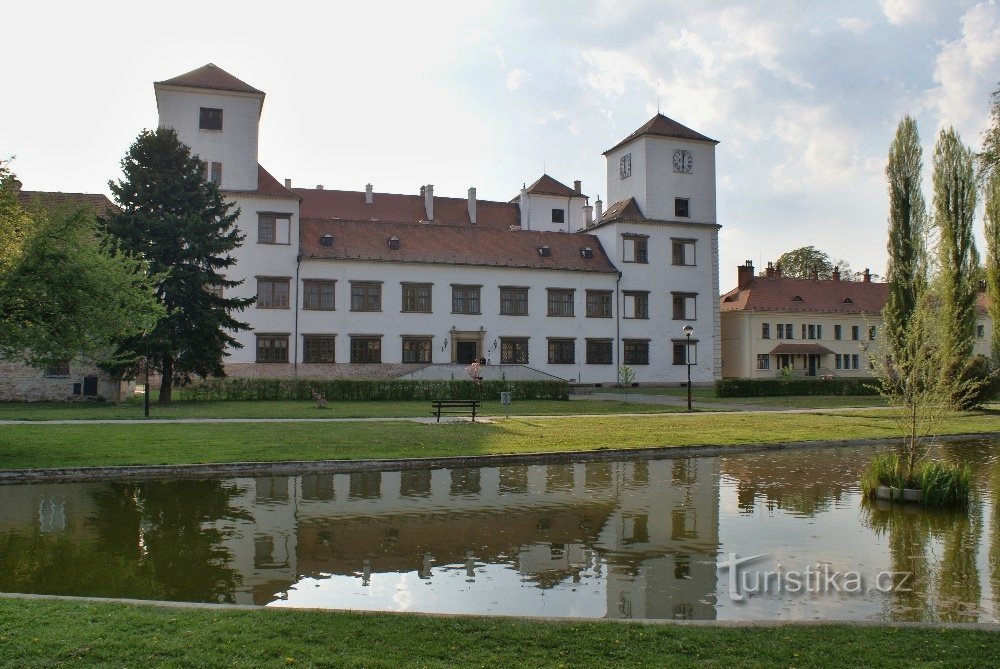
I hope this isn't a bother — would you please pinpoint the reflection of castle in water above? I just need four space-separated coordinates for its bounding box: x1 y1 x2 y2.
0 457 720 619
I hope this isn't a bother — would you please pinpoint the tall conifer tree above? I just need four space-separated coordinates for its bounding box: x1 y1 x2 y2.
103 128 253 402
984 172 1000 363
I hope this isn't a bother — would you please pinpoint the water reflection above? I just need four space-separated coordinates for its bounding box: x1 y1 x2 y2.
0 439 996 622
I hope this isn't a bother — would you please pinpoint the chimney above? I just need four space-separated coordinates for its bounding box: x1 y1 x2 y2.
832 267 841 282
775 263 783 278
467 186 477 224
765 262 775 278
737 260 755 290
595 197 603 222
519 185 529 229
424 184 434 221
316 184 324 190
365 183 373 204
584 204 594 227
573 180 582 194
863 268 871 283
284 178 292 188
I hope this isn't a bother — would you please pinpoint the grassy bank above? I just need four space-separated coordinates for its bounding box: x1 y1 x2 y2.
0 398 690 421
0 410 996 470
606 387 889 408
0 599 996 668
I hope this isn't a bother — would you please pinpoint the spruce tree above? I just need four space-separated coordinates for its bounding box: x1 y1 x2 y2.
103 128 253 402
984 172 1000 363
884 115 928 368
932 127 979 401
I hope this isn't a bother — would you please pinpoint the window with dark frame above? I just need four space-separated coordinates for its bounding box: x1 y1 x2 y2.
257 277 290 309
500 287 528 315
500 337 529 364
548 338 575 364
303 280 335 310
757 354 770 370
978 324 986 338
350 336 382 363
834 324 842 340
623 235 649 263
199 107 223 130
547 288 575 317
585 339 613 365
777 323 785 339
623 340 650 365
619 153 631 179
786 323 793 339
551 208 565 224
674 198 690 218
401 337 432 363
350 282 382 311
671 293 696 320
623 291 649 319
402 283 432 313
672 239 696 266
302 335 336 363
256 334 289 363
586 290 612 318
451 285 481 314
869 326 877 340
209 161 222 185
672 342 688 365
45 361 70 377
762 323 770 339
258 216 275 243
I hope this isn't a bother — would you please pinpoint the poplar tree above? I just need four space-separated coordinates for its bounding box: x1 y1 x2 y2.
984 172 1000 363
980 82 1000 183
103 128 253 403
884 116 928 367
932 127 979 400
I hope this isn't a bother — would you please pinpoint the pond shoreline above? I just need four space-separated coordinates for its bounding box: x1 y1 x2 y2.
4 430 997 484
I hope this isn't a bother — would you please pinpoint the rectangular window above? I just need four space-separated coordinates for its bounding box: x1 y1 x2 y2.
756 354 770 370
786 323 793 339
835 354 842 370
258 213 291 244
350 336 382 363
585 339 613 365
302 335 336 363
500 338 529 364
303 280 335 310
401 337 432 363
547 338 575 364
500 286 528 316
777 324 785 339
671 239 696 266
350 282 382 311
210 161 222 185
869 326 877 340
257 277 290 309
401 283 432 313
619 153 631 179
623 291 649 319
622 235 648 263
672 341 692 365
852 325 860 341
808 324 816 340
256 335 289 363
817 325 823 339
45 361 70 377
802 324 807 340
586 290 613 318
547 288 575 317
551 208 565 224
672 293 696 320
623 340 650 365
977 324 986 338
674 198 690 218
199 107 223 130
761 323 770 339
834 324 842 340
852 354 860 370
451 285 481 314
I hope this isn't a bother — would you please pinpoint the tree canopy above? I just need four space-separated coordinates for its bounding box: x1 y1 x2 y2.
102 128 253 402
768 246 857 280
979 81 1000 183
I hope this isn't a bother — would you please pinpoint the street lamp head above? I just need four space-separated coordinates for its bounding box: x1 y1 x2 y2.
682 324 694 337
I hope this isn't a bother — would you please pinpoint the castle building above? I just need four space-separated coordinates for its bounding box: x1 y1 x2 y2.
154 64 722 384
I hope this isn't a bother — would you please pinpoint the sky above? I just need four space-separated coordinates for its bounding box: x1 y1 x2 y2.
4 0 999 287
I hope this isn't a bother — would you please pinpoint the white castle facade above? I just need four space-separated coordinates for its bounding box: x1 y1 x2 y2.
155 64 722 384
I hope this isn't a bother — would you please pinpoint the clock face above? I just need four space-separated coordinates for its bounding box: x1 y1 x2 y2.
673 149 693 173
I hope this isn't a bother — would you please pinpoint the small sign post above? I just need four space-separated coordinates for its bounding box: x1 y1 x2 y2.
500 391 512 419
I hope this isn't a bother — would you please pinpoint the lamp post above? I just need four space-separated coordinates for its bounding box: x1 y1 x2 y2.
143 355 150 418
683 324 694 412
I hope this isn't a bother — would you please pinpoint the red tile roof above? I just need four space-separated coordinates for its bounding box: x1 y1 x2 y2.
295 187 518 229
769 343 835 355
155 63 264 95
601 197 645 223
221 165 298 200
300 219 616 273
522 174 582 198
604 113 718 155
16 191 118 217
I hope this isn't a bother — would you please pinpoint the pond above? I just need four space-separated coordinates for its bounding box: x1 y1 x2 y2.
1 439 997 622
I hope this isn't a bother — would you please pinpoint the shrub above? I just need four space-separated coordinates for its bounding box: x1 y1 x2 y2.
860 452 971 507
715 377 879 398
955 355 998 410
179 378 569 402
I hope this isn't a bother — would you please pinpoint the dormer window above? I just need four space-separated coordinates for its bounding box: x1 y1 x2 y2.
538 245 551 257
388 236 400 250
319 234 333 247
199 107 223 131
580 246 593 259
842 297 853 304
792 295 804 302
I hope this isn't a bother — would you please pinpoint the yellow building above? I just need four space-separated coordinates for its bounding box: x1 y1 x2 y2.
720 261 992 379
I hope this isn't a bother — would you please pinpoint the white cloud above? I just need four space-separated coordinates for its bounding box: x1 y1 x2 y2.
505 68 528 90
836 17 873 33
879 0 937 25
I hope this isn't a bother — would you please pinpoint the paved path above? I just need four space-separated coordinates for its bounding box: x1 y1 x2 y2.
573 392 777 412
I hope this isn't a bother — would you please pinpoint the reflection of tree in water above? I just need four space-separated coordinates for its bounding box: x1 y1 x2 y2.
86 480 249 602
990 457 1000 620
863 499 982 622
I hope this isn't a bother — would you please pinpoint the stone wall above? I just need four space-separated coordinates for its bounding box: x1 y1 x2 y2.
0 360 125 402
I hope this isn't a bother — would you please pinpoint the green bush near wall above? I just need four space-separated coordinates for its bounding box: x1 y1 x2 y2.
180 378 570 402
715 377 880 398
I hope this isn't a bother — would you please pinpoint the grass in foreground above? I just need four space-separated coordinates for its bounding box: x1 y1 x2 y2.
0 398 691 421
0 599 996 669
0 410 996 470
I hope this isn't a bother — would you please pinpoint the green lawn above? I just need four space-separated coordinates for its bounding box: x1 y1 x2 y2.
1 409 996 470
606 386 888 408
0 599 996 668
0 398 692 421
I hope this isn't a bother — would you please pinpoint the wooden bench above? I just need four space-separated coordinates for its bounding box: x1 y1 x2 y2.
431 399 481 422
